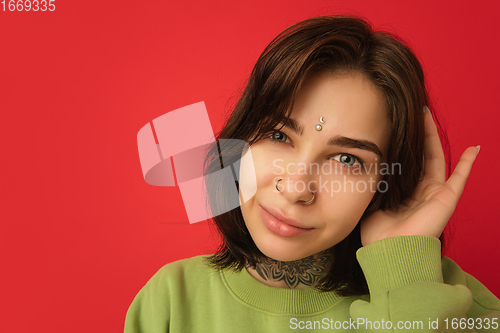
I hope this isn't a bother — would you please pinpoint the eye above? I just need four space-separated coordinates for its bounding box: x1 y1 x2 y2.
268 130 289 144
332 153 361 167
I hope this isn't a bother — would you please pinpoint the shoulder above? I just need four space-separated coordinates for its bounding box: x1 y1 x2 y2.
146 255 217 288
441 256 467 285
155 255 212 275
131 255 222 308
125 255 230 332
442 256 500 314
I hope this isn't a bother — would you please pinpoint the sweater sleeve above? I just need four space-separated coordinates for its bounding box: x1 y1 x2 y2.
350 235 500 332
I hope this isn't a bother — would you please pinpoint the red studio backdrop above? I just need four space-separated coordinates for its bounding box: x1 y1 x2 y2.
1 0 499 331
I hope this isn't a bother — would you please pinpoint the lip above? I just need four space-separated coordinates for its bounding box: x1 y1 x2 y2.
258 205 314 237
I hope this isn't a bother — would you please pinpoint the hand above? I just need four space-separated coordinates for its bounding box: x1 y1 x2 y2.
360 108 480 247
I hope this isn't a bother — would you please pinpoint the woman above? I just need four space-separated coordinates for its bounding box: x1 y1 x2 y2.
125 16 499 332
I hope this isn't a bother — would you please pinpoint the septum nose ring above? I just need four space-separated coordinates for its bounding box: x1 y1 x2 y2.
275 179 315 205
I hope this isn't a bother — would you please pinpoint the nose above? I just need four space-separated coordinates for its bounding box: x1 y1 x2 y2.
275 174 317 205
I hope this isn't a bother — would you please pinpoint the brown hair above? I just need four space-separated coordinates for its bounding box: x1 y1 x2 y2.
204 15 450 296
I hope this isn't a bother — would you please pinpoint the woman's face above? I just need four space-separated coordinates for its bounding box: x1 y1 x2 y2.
238 71 392 261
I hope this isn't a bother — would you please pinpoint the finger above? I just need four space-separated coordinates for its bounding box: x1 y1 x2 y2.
423 107 447 183
445 145 479 198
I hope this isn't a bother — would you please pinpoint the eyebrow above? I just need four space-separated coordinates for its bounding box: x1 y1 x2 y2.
279 117 383 157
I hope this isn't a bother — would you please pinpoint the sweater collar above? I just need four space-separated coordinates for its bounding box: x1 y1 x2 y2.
220 266 343 315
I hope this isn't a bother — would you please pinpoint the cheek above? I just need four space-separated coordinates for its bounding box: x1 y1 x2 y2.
241 145 276 181
320 178 377 221
238 144 279 206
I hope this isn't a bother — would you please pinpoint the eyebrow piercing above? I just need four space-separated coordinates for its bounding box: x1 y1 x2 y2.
316 117 325 131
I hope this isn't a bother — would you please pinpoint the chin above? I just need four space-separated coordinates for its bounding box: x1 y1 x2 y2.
256 239 324 262
264 252 305 262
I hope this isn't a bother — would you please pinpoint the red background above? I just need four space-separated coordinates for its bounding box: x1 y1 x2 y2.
1 0 499 331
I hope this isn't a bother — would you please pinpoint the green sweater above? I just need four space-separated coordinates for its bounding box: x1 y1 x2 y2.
124 236 500 332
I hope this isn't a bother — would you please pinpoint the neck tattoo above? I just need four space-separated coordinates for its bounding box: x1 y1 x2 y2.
254 250 333 289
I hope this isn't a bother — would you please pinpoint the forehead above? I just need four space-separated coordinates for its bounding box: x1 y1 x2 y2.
290 71 391 151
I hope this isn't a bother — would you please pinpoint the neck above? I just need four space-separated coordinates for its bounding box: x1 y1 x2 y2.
246 250 333 289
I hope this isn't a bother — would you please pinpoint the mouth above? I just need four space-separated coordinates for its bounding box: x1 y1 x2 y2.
258 205 314 238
